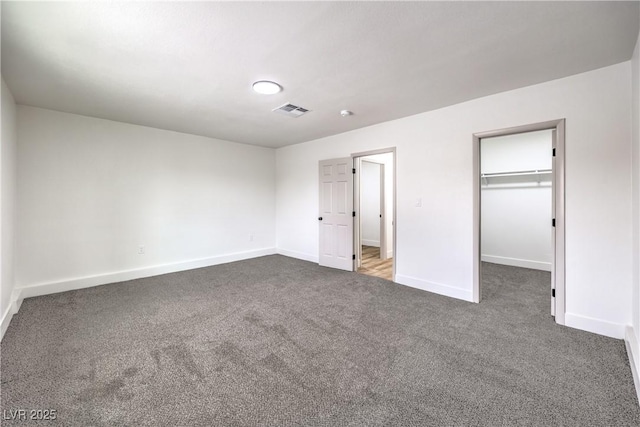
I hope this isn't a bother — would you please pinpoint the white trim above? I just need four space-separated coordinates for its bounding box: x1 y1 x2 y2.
355 158 362 269
1 289 23 341
387 250 393 259
12 289 23 313
481 255 552 272
276 248 318 263
625 326 640 405
351 148 396 158
564 312 625 339
379 163 387 260
16 248 276 300
1 305 14 340
362 239 380 247
395 274 474 302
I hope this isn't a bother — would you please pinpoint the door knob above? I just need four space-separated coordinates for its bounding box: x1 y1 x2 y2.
318 217 323 221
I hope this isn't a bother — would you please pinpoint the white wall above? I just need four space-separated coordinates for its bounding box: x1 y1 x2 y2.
1 78 18 338
361 161 381 247
16 106 276 295
481 130 552 271
276 62 632 338
629 13 640 392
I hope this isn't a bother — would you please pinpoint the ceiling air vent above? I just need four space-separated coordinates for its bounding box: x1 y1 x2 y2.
272 103 310 118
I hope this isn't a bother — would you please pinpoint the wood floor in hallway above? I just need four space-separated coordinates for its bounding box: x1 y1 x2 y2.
358 245 393 280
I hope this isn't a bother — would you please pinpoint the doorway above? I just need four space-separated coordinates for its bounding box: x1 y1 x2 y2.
317 148 396 281
355 154 394 280
473 120 565 325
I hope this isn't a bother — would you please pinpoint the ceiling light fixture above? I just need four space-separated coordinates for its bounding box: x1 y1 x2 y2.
340 110 353 117
252 80 282 95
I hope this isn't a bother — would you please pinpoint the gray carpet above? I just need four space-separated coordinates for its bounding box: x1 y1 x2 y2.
1 256 638 426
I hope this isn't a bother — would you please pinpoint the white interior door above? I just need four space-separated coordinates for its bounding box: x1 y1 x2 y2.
318 158 354 271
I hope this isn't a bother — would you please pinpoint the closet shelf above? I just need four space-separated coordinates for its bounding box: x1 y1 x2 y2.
481 169 552 187
481 169 551 178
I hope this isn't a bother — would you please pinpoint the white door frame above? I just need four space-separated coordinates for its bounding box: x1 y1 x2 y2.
472 119 566 325
354 158 363 269
352 148 397 281
379 163 387 260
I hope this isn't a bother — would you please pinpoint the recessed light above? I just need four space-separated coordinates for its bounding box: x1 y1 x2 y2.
340 110 354 117
252 80 282 95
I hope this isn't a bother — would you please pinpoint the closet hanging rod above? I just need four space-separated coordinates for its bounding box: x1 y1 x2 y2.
481 169 552 178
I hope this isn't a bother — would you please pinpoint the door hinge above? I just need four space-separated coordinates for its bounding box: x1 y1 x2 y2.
352 254 356 260
552 148 556 157
352 211 356 217
552 288 556 298
552 218 556 227
352 168 356 174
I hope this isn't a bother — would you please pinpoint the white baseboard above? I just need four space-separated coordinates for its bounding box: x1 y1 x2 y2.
1 305 13 341
362 239 380 247
481 254 551 272
625 326 640 405
16 247 277 300
276 248 318 263
564 312 626 339
1 289 23 341
395 274 473 302
387 250 393 259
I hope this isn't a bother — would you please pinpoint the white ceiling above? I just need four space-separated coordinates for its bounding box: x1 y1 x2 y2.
2 1 639 148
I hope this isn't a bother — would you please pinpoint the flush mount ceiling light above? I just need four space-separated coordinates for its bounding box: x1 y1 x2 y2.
252 80 282 95
340 110 354 117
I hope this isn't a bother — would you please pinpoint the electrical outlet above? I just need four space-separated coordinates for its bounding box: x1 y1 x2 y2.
249 234 254 242
415 198 423 208
138 245 145 255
